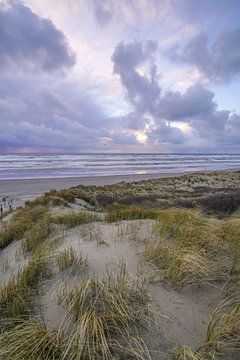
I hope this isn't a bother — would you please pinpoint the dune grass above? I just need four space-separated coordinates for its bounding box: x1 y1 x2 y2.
142 209 240 286
173 345 204 360
107 205 159 222
144 241 213 286
156 209 218 248
57 264 154 359
21 215 51 254
218 218 240 274
0 206 48 249
202 300 240 357
0 246 50 320
26 188 95 208
56 246 87 272
51 211 99 228
173 300 240 359
0 317 62 360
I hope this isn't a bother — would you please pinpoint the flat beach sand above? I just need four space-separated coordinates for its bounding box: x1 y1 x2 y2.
1 168 239 203
0 172 189 201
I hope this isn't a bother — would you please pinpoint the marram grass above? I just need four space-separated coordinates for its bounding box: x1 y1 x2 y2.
107 205 159 222
0 206 48 249
56 246 87 272
156 209 217 248
21 215 51 254
144 241 213 286
173 300 240 360
0 317 62 360
0 246 50 319
58 264 154 359
172 345 205 360
218 219 240 274
52 211 99 228
202 300 240 356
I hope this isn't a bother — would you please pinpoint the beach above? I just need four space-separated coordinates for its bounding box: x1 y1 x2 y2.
0 172 186 199
0 168 239 206
1 169 240 359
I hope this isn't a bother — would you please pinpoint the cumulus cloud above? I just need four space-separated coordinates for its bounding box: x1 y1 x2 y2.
112 40 160 114
0 0 75 72
92 0 114 26
171 0 240 24
0 74 139 151
156 84 216 121
1 1 240 153
168 28 240 83
112 40 187 145
112 40 240 150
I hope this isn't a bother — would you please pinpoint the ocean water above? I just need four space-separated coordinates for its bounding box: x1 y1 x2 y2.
0 154 240 180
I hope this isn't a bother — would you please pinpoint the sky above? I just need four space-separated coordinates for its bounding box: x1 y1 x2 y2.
0 0 240 153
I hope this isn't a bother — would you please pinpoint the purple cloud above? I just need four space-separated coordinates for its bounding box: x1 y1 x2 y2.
168 28 240 83
112 40 240 149
0 1 76 72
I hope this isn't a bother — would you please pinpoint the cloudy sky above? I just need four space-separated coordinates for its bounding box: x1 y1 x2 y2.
0 0 240 153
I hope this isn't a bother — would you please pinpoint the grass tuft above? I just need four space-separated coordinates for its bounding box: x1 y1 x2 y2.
0 317 62 360
56 246 87 272
156 209 216 248
58 264 154 359
21 216 51 254
144 241 213 286
0 246 50 319
107 205 159 222
52 211 99 228
0 206 48 249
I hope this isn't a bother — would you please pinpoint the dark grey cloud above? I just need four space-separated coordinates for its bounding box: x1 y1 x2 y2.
168 28 240 83
0 1 76 72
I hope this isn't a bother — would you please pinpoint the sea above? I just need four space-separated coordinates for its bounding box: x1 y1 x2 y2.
0 153 240 180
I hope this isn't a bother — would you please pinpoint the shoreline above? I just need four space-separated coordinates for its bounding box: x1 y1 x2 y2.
0 168 239 202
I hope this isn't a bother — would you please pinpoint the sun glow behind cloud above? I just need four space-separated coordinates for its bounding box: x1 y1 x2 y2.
136 130 147 144
0 0 240 153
